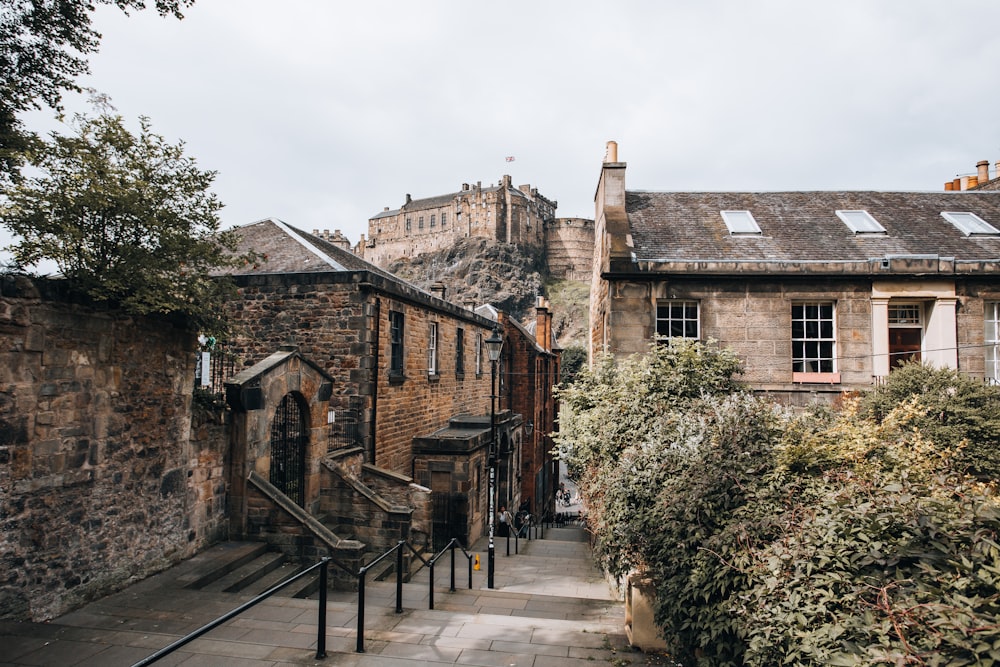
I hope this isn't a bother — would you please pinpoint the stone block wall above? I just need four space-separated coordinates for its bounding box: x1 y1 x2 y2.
0 276 223 621
544 218 595 282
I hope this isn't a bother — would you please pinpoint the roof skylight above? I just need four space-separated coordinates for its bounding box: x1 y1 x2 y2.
941 211 1000 236
720 210 761 235
836 210 886 235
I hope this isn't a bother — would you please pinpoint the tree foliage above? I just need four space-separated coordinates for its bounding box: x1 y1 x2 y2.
0 0 194 183
557 352 1000 666
1 110 251 333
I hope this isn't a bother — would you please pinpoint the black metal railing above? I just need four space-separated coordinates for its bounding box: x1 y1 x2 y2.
355 538 474 653
131 536 488 662
130 556 348 666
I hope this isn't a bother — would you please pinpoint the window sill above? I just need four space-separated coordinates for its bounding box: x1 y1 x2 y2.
427 372 441 383
388 371 406 386
456 372 465 381
792 372 841 384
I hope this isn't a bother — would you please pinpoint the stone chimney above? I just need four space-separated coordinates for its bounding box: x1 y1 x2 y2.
430 282 446 299
978 160 990 184
535 296 552 351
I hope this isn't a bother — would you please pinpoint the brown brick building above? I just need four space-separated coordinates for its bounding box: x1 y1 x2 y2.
220 219 555 551
592 142 1000 405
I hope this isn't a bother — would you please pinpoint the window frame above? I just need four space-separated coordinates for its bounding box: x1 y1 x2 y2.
791 301 840 383
941 211 1000 237
455 327 465 378
388 310 405 380
427 321 439 377
986 302 1000 384
720 210 762 236
475 332 483 376
835 210 886 235
655 299 700 342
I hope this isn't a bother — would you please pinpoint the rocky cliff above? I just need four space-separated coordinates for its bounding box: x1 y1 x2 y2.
386 237 589 349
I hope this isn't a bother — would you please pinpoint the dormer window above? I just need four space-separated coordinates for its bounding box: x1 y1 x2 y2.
941 211 1000 236
836 210 886 235
720 210 761 235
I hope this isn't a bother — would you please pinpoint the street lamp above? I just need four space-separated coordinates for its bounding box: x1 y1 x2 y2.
484 323 504 589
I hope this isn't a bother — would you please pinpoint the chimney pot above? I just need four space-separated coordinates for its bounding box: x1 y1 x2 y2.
605 140 619 163
978 160 990 184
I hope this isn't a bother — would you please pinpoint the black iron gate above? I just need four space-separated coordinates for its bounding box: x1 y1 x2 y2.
270 394 306 507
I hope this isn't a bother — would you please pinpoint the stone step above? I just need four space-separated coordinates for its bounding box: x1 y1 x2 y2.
176 541 269 590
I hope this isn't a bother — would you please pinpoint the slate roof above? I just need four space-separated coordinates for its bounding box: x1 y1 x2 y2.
223 218 401 283
626 191 1000 266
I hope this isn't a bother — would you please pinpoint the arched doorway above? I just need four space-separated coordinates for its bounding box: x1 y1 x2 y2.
269 393 307 506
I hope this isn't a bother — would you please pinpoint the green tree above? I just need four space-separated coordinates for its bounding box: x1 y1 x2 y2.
1 110 251 334
0 0 194 183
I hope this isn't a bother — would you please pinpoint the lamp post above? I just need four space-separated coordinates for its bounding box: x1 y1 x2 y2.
484 324 504 589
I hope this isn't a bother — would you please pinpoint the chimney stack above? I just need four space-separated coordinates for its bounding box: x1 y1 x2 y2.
430 282 446 299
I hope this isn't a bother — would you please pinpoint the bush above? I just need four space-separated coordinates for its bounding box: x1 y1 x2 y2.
857 363 1000 479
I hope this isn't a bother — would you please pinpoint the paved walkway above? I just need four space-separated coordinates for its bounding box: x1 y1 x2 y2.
0 526 670 666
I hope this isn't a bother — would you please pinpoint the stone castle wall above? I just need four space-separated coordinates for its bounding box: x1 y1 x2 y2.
544 218 595 282
0 276 227 621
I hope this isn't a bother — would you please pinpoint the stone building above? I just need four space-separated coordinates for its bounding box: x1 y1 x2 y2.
592 142 1000 405
358 175 559 268
543 217 595 282
219 218 545 553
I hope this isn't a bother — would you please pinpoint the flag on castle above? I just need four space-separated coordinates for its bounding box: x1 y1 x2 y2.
505 156 515 162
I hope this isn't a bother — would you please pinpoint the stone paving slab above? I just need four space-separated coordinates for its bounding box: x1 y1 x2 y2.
0 526 671 666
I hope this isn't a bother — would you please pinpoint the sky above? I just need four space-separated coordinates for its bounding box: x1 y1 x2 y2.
9 0 1000 254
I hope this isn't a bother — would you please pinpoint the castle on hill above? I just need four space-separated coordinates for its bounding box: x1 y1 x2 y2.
354 175 594 282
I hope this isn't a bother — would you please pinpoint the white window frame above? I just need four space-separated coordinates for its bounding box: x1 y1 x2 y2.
475 332 483 376
427 322 438 376
836 210 886 235
720 210 762 235
655 300 700 341
941 211 1000 236
791 301 839 382
987 302 1000 384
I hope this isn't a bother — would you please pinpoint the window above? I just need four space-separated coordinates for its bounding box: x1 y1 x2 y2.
720 210 761 235
941 211 1000 236
456 327 465 377
836 210 886 235
389 311 405 378
427 322 438 376
441 212 447 228
888 302 922 367
430 214 436 228
655 300 699 340
405 217 411 234
792 302 838 379
476 332 483 375
418 216 424 230
987 303 1000 383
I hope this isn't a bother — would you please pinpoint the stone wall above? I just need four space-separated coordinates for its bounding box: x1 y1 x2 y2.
0 276 224 621
544 218 595 282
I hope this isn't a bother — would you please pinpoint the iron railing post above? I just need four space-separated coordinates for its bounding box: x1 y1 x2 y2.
356 570 366 653
428 560 435 610
315 558 328 659
395 541 404 614
449 542 456 592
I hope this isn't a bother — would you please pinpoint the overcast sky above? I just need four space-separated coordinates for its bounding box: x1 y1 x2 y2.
12 0 1000 252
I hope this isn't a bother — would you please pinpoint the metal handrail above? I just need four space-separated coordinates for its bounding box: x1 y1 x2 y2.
355 537 474 653
130 557 335 666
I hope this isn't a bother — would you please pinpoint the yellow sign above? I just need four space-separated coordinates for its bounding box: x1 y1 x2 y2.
473 554 481 570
